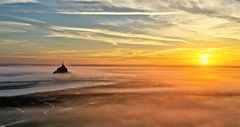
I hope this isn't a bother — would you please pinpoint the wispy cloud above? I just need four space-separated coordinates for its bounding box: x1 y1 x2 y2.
48 25 187 45
0 21 32 33
0 15 47 26
0 15 49 34
50 26 186 42
0 0 37 4
0 21 31 26
48 30 167 46
0 39 26 45
55 11 182 16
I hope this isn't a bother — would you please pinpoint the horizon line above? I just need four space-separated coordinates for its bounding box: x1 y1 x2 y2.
1 63 240 68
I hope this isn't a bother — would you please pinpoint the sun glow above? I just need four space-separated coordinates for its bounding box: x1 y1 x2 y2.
199 54 211 65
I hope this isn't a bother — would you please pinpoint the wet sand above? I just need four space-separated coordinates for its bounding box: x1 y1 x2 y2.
1 80 240 127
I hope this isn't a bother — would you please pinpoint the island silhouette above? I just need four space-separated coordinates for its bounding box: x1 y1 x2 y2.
53 62 69 74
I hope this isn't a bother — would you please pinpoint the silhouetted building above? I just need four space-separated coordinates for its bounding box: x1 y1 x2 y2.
53 62 69 74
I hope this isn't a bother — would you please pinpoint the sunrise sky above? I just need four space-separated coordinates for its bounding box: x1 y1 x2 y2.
0 0 240 66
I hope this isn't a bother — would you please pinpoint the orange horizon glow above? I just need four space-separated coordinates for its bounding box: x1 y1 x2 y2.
1 46 240 66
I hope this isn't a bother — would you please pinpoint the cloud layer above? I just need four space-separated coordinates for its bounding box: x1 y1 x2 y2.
0 0 37 4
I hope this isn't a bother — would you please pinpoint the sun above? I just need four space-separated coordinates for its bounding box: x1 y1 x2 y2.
199 54 211 65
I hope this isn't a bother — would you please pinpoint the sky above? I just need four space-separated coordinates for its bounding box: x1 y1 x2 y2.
0 0 240 65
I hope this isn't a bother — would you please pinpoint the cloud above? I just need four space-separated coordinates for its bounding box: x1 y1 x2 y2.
0 21 32 33
0 15 49 34
0 15 47 26
0 39 26 45
48 30 166 46
50 26 186 43
166 0 240 23
55 11 182 16
48 0 240 43
97 1 240 31
0 21 31 26
0 0 37 4
48 25 187 46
